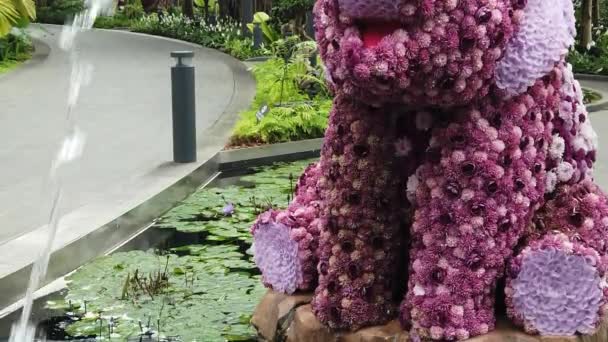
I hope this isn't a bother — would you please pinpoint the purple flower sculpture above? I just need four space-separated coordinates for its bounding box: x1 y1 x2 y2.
247 0 608 339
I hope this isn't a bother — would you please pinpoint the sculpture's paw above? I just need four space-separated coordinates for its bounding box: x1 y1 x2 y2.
506 233 607 336
252 210 303 295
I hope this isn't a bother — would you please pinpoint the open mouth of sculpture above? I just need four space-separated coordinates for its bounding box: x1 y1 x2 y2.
357 21 403 48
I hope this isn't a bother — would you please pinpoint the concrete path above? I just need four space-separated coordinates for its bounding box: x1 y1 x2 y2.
0 24 253 245
590 110 608 190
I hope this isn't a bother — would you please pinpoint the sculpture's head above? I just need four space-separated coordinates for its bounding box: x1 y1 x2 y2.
314 0 576 107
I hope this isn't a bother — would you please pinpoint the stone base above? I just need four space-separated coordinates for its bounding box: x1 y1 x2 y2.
251 290 608 342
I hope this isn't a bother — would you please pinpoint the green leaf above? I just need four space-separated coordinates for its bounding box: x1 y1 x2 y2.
252 11 270 23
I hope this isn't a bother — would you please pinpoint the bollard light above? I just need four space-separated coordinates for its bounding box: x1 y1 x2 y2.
170 51 197 163
253 22 263 49
305 11 318 67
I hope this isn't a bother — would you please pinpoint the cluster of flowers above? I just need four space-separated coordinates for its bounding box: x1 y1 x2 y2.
310 97 427 329
505 232 607 335
251 163 323 293
398 64 564 340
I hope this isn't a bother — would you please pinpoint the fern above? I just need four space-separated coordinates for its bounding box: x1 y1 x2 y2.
229 56 332 147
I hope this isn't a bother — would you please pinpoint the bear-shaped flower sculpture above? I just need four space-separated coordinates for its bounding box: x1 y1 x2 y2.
251 0 608 339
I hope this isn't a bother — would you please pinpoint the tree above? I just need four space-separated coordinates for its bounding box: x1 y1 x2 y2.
0 0 35 37
581 0 593 48
182 0 194 18
593 0 600 25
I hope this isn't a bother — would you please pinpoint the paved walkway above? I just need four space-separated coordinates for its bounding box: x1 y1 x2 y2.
0 24 253 245
590 110 608 190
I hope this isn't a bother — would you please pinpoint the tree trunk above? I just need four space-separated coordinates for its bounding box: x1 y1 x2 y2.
203 0 209 19
593 0 601 26
581 0 594 49
182 0 194 18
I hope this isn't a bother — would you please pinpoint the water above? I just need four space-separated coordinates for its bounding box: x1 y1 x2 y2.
9 1 112 340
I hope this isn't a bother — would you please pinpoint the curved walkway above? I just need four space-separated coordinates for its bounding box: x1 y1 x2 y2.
0 24 254 306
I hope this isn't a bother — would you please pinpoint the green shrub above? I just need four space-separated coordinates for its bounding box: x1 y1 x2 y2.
93 14 132 28
131 12 271 60
123 0 144 19
270 0 313 26
0 30 33 73
36 0 83 24
568 27 608 75
230 100 330 146
229 53 331 146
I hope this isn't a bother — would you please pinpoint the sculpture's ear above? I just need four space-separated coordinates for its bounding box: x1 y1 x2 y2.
495 0 576 96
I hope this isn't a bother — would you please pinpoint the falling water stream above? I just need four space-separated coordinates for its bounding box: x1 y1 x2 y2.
9 0 112 340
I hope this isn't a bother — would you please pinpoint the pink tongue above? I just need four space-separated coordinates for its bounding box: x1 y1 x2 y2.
360 22 401 48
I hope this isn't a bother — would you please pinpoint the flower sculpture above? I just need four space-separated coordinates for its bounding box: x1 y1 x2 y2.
251 0 608 339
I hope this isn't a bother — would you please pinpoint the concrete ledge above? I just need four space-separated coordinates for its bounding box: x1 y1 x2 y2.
575 73 608 82
582 86 608 113
219 138 323 171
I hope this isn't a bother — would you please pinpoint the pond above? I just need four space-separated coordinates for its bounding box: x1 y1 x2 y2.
24 158 317 341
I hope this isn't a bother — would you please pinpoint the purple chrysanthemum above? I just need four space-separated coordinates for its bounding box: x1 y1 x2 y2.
506 233 607 336
252 220 303 294
496 0 576 95
250 163 323 292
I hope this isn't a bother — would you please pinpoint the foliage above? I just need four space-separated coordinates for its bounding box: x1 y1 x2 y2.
229 49 330 146
246 11 279 43
583 87 602 104
156 159 315 237
568 26 608 75
93 14 132 28
270 0 313 26
123 0 144 19
230 100 330 146
131 12 269 60
0 29 32 73
36 0 82 24
52 250 265 341
48 159 317 340
223 36 258 60
0 0 35 36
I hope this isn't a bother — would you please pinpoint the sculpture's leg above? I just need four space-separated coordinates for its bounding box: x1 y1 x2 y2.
400 72 563 340
311 94 428 329
251 162 323 293
505 181 608 335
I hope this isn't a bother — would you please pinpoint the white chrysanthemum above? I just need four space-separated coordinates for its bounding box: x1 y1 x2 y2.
406 173 420 203
545 170 558 193
556 161 575 182
549 134 566 160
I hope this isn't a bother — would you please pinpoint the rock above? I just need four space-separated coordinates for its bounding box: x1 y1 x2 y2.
252 290 608 342
251 290 313 341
